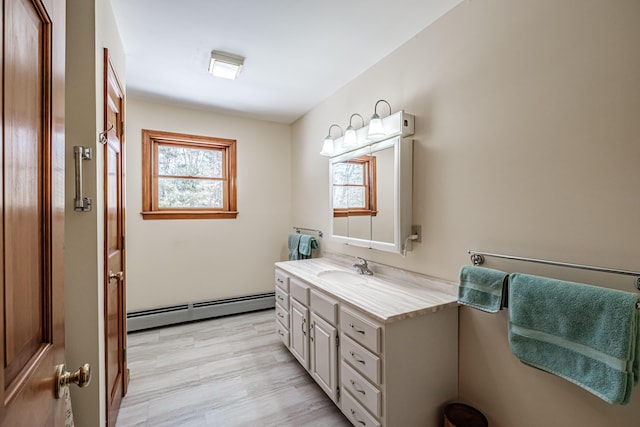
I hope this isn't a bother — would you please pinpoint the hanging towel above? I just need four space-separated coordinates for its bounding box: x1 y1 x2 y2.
458 265 509 313
288 233 302 261
298 235 319 259
508 273 640 405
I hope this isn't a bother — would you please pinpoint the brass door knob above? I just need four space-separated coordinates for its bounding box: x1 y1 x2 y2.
109 270 124 281
55 363 91 399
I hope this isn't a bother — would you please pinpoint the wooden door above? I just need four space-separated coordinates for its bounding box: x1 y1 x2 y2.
310 312 338 402
289 298 309 370
104 48 128 427
1 0 66 425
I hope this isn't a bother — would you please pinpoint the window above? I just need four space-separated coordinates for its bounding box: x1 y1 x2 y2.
332 155 377 218
141 129 237 220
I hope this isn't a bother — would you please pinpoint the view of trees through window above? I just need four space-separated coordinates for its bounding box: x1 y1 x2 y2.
332 161 365 209
157 145 224 208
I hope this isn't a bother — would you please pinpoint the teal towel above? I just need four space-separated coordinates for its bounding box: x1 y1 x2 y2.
298 235 319 259
508 273 640 405
288 233 302 260
458 265 509 313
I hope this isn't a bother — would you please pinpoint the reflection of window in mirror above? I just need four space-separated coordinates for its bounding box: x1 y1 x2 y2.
332 155 377 218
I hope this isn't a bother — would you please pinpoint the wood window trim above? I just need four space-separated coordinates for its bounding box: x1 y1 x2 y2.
141 129 237 220
333 155 377 218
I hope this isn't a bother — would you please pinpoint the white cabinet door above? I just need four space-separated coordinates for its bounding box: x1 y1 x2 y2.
310 312 338 402
290 298 309 369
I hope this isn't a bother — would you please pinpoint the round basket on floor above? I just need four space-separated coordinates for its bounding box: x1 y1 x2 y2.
444 403 488 427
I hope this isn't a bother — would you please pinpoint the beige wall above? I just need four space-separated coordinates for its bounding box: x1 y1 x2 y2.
291 0 640 425
65 0 125 424
125 97 291 311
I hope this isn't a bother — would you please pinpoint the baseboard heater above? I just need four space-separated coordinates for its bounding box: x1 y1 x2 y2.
126 291 275 332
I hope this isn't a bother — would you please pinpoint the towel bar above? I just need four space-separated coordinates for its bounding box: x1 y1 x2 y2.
468 250 640 294
293 227 323 238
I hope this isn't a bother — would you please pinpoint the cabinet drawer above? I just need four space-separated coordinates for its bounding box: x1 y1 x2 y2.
341 334 381 385
275 303 289 328
341 389 381 427
310 289 338 325
341 308 381 353
289 278 310 305
275 287 289 310
275 269 289 291
275 321 289 347
341 360 382 417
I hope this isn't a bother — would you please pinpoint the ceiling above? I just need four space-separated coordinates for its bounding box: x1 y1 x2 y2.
111 0 462 124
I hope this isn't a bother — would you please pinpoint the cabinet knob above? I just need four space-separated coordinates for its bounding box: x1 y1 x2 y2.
350 379 366 395
350 409 367 425
349 351 366 365
349 323 366 334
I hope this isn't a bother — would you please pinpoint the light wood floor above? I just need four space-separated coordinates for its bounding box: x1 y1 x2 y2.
116 309 351 427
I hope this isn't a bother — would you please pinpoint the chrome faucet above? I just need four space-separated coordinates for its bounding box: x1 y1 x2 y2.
352 257 373 275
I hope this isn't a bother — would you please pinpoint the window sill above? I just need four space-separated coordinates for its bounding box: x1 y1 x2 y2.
333 210 378 218
140 211 239 220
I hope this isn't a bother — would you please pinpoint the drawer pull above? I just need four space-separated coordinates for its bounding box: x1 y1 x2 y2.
350 409 366 426
349 323 366 334
349 379 366 395
349 351 366 365
277 312 284 318
277 295 285 301
278 330 285 337
277 278 284 283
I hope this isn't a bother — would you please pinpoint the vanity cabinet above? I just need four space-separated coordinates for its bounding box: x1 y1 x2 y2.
309 290 340 403
289 278 310 369
339 306 458 426
274 270 290 346
274 263 458 427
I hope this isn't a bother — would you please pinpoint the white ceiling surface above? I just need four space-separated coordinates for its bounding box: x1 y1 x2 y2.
112 0 463 124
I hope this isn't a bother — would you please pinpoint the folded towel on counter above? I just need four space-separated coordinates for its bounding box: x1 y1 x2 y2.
298 234 319 259
288 233 302 260
508 273 640 404
458 265 509 313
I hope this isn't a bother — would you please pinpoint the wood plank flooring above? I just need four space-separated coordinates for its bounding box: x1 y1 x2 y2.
116 309 351 427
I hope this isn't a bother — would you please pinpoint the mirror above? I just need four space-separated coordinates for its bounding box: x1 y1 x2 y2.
329 136 413 253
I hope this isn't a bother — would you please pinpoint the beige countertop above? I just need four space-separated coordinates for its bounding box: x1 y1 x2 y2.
275 257 458 323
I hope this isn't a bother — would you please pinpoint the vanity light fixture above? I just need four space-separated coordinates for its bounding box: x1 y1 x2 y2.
208 51 244 80
320 103 414 158
367 99 392 138
320 124 343 156
343 113 365 148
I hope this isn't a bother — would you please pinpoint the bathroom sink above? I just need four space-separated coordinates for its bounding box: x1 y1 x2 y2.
316 270 369 285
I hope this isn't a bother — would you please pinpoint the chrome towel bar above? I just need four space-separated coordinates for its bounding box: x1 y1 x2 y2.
468 250 640 293
293 227 323 238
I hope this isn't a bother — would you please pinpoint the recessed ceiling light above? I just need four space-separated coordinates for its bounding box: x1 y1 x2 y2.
208 51 244 80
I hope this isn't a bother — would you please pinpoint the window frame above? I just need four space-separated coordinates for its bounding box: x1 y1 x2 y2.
332 155 377 218
141 129 237 220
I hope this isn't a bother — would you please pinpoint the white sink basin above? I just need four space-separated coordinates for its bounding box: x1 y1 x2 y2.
317 270 369 285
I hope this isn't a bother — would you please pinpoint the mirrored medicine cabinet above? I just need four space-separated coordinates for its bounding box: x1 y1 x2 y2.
328 111 414 253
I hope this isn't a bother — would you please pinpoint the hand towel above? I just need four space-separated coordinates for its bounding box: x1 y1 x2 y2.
458 265 509 313
288 233 302 261
508 273 640 404
298 235 319 259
